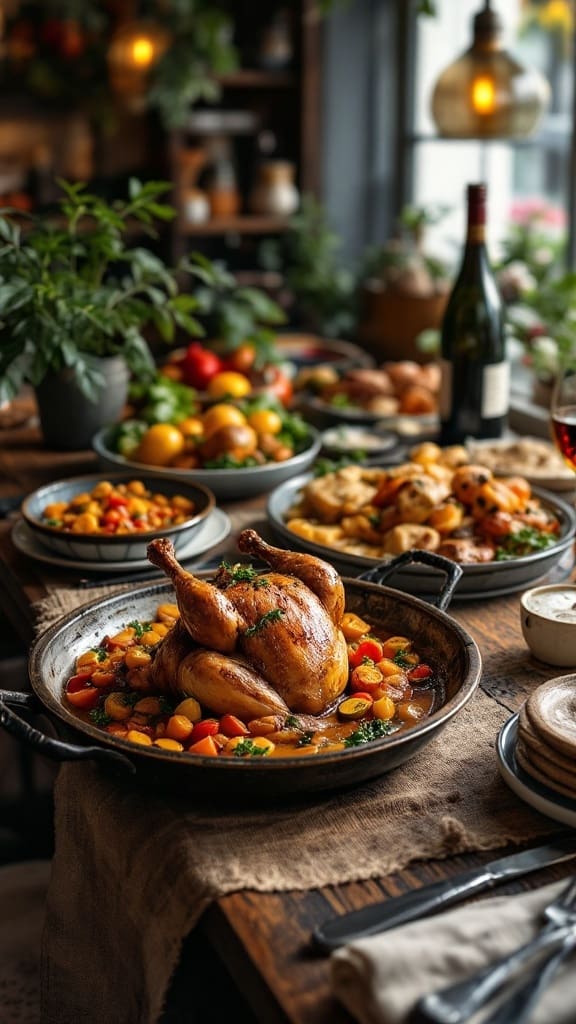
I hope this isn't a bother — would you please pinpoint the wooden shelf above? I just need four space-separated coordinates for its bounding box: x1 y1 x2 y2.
179 215 290 236
216 70 297 89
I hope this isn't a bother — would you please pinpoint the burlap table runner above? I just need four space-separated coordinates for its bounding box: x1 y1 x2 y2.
31 541 557 1024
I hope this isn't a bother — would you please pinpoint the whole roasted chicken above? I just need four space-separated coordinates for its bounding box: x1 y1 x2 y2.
147 529 349 716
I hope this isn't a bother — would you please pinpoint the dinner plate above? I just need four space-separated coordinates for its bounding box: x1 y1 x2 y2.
466 437 576 494
266 474 576 600
302 395 439 440
11 508 231 573
497 714 576 828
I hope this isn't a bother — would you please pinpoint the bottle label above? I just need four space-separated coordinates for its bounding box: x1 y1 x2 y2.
440 359 509 422
482 361 509 418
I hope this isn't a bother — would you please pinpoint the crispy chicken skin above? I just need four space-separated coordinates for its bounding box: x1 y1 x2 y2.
147 531 349 715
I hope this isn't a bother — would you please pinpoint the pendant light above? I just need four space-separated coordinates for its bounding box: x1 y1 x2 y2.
431 0 551 139
108 6 170 112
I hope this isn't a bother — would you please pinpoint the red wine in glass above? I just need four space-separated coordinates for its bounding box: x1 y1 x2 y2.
551 406 576 471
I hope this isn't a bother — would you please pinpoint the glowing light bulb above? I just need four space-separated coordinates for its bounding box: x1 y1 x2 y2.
472 76 496 115
131 36 155 68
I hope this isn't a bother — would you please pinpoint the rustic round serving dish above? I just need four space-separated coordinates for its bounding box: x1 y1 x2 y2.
21 473 215 563
267 475 576 600
92 424 322 500
0 567 481 799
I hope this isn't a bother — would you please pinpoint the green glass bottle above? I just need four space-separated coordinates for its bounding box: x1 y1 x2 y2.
439 183 508 445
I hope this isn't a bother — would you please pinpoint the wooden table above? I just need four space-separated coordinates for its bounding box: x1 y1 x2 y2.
1 403 574 1024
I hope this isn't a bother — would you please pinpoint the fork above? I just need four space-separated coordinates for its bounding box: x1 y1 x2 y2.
414 875 576 1024
480 926 576 1024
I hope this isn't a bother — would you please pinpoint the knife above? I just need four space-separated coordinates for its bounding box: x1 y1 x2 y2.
313 833 576 951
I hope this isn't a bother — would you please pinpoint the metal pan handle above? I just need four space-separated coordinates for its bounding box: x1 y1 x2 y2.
357 549 463 611
0 691 135 774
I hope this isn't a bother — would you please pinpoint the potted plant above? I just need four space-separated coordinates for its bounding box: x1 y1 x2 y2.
356 203 451 362
0 179 202 449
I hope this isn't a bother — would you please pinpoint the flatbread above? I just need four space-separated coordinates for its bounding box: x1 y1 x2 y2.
516 740 576 801
518 705 576 776
525 677 576 760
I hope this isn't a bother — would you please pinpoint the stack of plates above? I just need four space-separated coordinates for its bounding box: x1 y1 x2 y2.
516 677 576 800
498 676 576 827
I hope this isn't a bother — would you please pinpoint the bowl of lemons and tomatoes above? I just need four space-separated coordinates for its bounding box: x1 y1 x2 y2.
92 395 321 500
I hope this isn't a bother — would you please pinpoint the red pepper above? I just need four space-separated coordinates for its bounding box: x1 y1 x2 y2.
181 343 223 390
408 664 433 683
107 494 128 509
190 718 220 743
348 638 384 668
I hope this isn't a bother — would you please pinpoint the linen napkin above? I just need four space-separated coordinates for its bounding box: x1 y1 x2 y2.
331 879 575 1024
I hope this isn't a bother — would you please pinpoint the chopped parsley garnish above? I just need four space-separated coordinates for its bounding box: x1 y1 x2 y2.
297 732 314 747
343 719 394 747
244 608 285 637
220 562 269 587
43 517 63 527
90 647 108 662
128 620 153 639
284 715 301 729
393 650 412 668
89 706 112 727
495 527 557 561
231 738 270 757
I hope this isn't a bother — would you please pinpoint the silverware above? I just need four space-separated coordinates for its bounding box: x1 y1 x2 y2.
415 875 576 1024
480 929 576 1024
313 834 576 951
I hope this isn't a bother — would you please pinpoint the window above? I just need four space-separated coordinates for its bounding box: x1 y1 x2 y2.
405 0 574 265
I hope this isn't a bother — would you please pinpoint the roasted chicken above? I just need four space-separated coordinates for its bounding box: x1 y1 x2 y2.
147 530 349 716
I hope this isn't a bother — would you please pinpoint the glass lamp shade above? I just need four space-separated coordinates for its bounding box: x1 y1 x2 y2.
431 4 551 139
108 19 170 110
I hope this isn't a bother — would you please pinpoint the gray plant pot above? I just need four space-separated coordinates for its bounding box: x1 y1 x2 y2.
35 355 130 451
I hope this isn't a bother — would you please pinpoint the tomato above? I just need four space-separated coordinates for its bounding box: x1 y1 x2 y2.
224 343 257 374
206 371 252 399
190 718 220 743
350 663 384 694
201 403 247 438
65 676 100 711
348 639 384 668
134 424 185 467
182 343 223 390
219 714 249 738
408 664 433 683
107 494 128 509
247 408 283 436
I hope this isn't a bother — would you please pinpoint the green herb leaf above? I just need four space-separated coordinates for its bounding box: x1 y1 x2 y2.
127 620 153 639
231 738 271 758
243 609 285 637
343 719 394 747
495 527 558 561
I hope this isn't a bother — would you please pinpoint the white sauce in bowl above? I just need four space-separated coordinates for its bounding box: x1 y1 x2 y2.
524 588 576 623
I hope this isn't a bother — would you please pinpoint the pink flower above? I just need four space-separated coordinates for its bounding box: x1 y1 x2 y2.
509 198 567 229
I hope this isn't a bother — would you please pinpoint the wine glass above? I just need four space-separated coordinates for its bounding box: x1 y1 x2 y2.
550 365 576 471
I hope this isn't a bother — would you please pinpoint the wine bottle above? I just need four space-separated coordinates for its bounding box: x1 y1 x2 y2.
439 183 508 445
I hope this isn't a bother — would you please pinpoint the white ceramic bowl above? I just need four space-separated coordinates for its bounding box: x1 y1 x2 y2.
520 584 576 666
92 425 323 500
21 473 215 563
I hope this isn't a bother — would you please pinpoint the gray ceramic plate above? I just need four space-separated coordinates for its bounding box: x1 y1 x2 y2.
93 425 322 500
266 474 576 600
